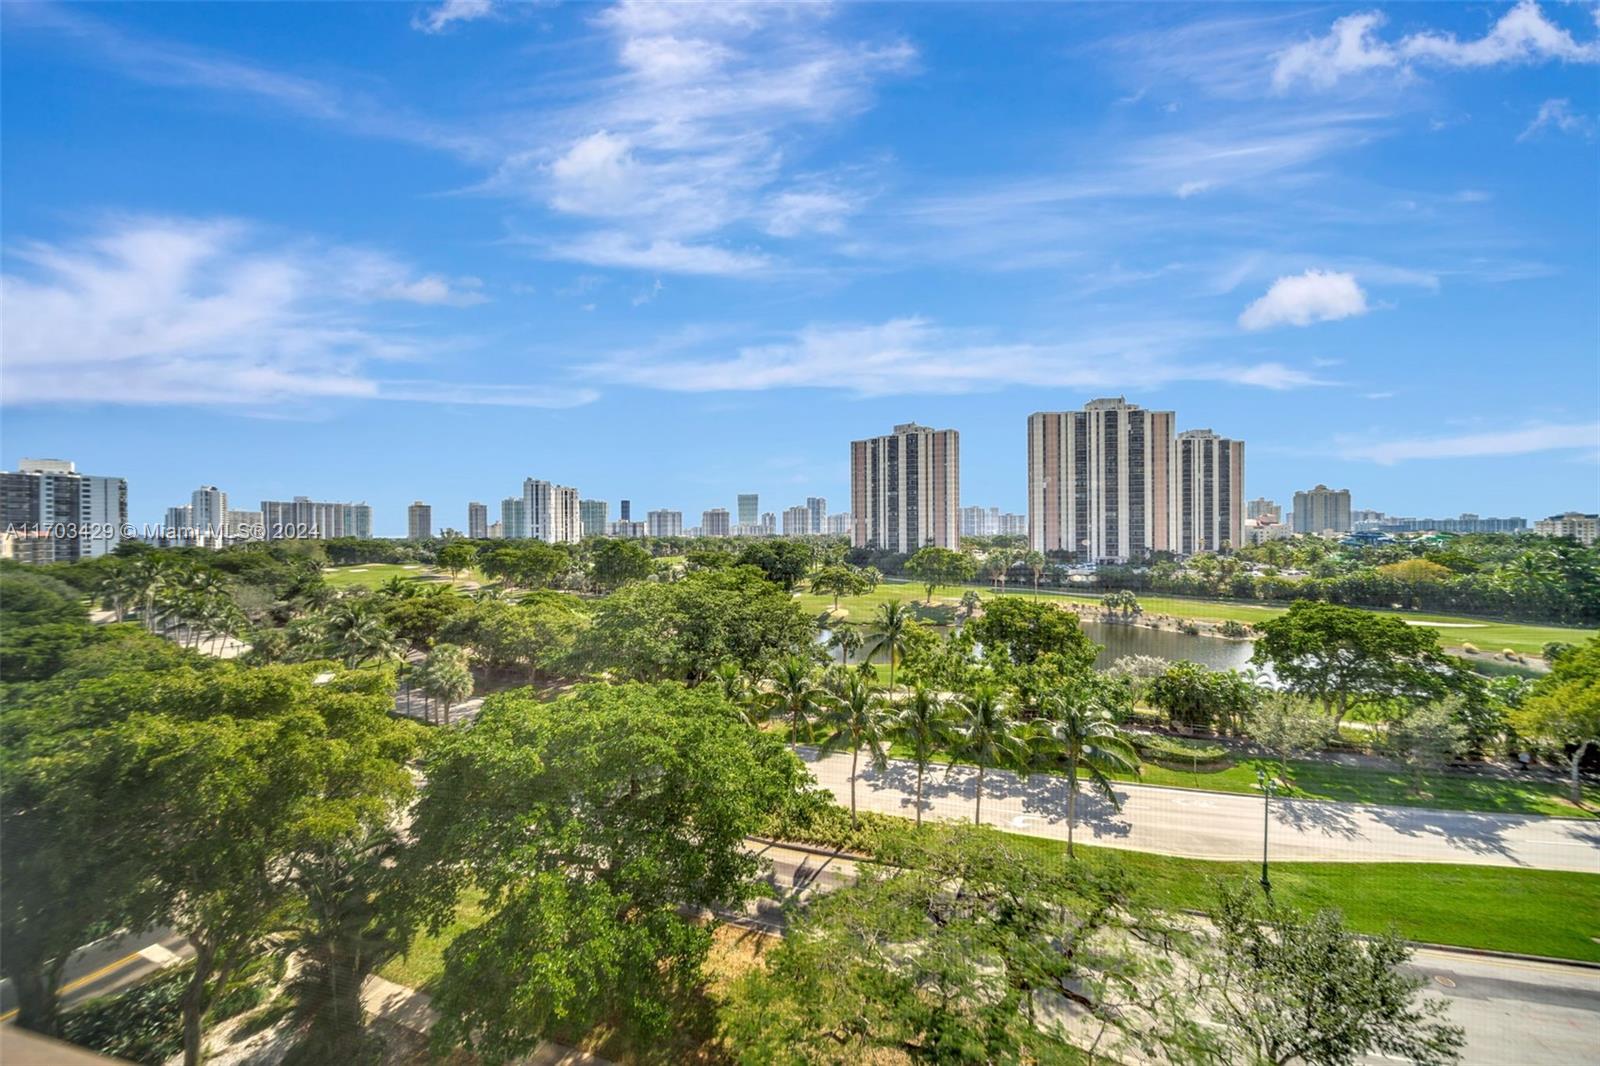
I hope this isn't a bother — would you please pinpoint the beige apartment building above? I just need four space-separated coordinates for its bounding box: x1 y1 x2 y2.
1171 429 1245 554
850 422 960 551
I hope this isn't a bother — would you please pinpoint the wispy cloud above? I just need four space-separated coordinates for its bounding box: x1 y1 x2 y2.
0 216 588 410
412 0 498 36
578 316 1329 396
1239 270 1369 330
7 2 493 159
1274 1 1599 92
1338 422 1600 464
1519 98 1596 141
480 1 914 274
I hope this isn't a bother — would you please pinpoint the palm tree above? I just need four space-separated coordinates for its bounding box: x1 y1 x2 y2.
864 600 911 694
766 655 826 749
711 661 761 725
957 590 982 631
828 625 863 666
1022 550 1046 596
820 671 891 828
420 643 473 725
894 684 949 827
320 601 401 668
950 683 1029 826
1032 681 1139 856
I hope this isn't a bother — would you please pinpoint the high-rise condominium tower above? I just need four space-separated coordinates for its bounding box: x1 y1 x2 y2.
1027 398 1176 563
1171 430 1245 554
260 498 372 540
467 501 489 539
737 494 759 526
782 505 810 536
701 508 731 537
407 501 432 540
806 496 827 534
850 422 960 550
646 509 683 538
191 485 228 537
579 499 608 538
0 458 127 562
1292 485 1352 534
504 479 581 543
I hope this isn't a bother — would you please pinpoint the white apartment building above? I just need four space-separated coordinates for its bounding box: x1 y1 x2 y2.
467 502 489 539
646 510 683 538
702 508 731 537
510 479 581 544
1027 398 1175 563
1292 485 1352 535
825 512 852 536
0 459 127 562
850 422 960 551
407 501 432 540
579 499 608 538
782 505 811 536
260 498 373 540
1534 512 1598 546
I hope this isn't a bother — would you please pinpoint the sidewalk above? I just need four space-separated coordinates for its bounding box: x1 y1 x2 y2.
360 975 607 1066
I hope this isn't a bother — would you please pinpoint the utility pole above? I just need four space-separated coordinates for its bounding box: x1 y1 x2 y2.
1257 767 1273 894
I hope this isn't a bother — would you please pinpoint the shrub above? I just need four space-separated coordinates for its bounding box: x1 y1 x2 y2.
1180 622 1201 636
61 970 188 1065
1219 619 1249 639
1134 734 1230 763
1460 642 1478 654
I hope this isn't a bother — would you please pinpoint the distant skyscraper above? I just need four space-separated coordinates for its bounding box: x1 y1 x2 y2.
997 512 1028 537
702 507 731 537
737 493 759 526
850 422 960 551
825 512 852 536
1292 485 1352 534
782 505 811 536
579 499 608 538
0 458 127 562
806 496 827 533
1171 430 1245 554
260 498 370 540
467 501 489 539
760 511 776 536
516 479 580 544
1027 398 1175 563
619 499 631 522
1247 497 1281 523
407 501 432 540
225 510 264 541
646 509 683 538
190 485 228 537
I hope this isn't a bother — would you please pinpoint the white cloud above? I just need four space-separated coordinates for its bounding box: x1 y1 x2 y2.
0 216 588 410
1275 2 1600 90
481 1 914 273
578 316 1328 396
1519 98 1596 141
1238 270 1369 330
542 232 770 275
412 0 497 35
1338 423 1600 464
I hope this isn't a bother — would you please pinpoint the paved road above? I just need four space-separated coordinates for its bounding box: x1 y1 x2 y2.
798 747 1600 872
0 927 191 1021
745 840 1600 1065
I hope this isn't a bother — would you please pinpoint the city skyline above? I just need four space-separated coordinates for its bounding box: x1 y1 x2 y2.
2 3 1597 533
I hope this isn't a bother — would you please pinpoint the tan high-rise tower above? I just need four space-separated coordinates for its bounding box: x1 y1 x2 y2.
850 422 960 551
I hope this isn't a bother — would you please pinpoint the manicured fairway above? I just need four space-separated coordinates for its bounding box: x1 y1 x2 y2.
322 563 482 590
796 579 1594 655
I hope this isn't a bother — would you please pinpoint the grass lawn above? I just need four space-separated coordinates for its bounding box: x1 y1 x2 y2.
378 890 485 992
322 562 483 591
796 578 1594 656
1007 833 1600 963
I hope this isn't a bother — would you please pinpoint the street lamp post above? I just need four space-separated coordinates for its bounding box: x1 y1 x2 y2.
1257 767 1273 894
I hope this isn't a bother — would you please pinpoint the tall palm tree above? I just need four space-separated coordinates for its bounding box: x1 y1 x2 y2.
420 643 473 726
957 590 982 631
320 601 401 668
828 625 863 666
820 671 891 828
1033 681 1139 856
894 684 949 827
766 655 826 749
864 600 911 694
711 661 761 726
1022 550 1047 596
950 683 1029 826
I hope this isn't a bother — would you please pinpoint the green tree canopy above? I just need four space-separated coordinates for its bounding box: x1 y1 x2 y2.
405 682 809 1059
1511 635 1600 804
967 596 1098 675
903 545 976 602
583 566 814 684
737 540 813 591
589 538 656 591
1251 602 1452 728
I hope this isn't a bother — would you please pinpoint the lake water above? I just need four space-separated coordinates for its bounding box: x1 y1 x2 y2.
1078 620 1256 672
819 620 1258 674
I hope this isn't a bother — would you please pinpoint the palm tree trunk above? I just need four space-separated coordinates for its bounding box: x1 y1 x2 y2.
1066 764 1079 857
915 765 925 827
975 764 984 825
850 746 860 828
1572 740 1593 806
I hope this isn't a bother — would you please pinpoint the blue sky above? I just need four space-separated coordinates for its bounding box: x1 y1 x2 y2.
3 0 1597 535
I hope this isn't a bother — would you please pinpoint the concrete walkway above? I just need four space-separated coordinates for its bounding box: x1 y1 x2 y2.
361 975 606 1065
799 747 1600 872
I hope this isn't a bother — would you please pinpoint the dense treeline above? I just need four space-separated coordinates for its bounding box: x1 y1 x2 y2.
5 534 1594 1062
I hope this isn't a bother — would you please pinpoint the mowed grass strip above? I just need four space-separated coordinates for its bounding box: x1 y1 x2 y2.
1006 833 1600 963
795 579 1595 656
322 563 483 591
